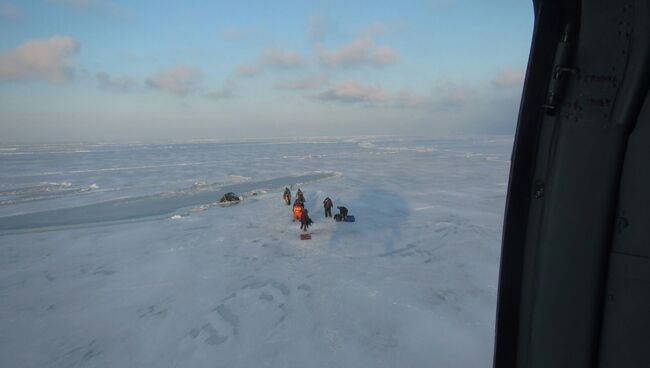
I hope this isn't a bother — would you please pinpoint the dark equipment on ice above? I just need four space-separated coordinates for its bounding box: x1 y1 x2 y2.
219 192 240 204
334 206 352 222
494 1 650 367
337 206 348 219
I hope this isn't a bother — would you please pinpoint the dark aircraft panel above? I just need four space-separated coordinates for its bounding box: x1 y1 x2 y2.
608 99 650 259
494 0 650 367
598 254 650 367
599 90 650 367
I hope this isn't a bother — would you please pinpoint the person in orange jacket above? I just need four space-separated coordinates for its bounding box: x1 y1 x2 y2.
293 201 303 221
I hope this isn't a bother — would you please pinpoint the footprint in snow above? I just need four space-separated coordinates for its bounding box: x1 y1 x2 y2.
183 279 295 351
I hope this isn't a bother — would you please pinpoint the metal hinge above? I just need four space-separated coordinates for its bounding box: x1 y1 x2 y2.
543 24 579 113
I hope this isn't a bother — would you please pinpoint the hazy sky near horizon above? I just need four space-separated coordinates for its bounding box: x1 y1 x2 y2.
0 0 533 142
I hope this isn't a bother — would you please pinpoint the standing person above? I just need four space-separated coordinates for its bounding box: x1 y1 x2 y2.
293 200 303 221
323 197 333 218
296 189 305 203
300 208 312 231
337 206 348 220
283 187 291 205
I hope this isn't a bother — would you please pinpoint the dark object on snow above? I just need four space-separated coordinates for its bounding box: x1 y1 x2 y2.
220 192 240 203
334 214 354 222
337 206 348 220
323 197 333 217
300 233 311 240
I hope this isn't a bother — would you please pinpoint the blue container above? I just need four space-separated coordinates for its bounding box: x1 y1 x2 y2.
344 215 355 222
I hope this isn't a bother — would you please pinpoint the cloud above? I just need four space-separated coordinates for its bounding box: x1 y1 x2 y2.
232 47 306 79
222 26 254 41
46 0 131 19
0 36 80 83
206 79 236 100
308 80 430 108
357 22 387 38
235 64 262 78
317 38 399 68
0 2 20 20
307 14 340 42
308 14 326 42
146 65 202 96
308 15 399 43
96 71 135 92
393 90 434 108
432 80 474 111
261 47 305 69
274 74 329 90
356 20 408 38
307 80 470 110
492 69 525 88
310 81 390 105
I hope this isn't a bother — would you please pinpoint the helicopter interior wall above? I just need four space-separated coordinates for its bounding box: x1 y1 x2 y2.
494 0 650 367
598 87 650 367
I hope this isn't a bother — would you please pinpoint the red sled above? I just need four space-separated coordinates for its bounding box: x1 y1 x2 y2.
300 233 312 240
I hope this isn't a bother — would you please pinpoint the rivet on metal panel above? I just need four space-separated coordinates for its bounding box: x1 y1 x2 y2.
533 180 545 199
615 215 629 234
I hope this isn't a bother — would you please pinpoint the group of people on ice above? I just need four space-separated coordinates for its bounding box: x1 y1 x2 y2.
283 187 349 232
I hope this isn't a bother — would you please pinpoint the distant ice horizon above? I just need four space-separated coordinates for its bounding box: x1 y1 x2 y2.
0 132 515 146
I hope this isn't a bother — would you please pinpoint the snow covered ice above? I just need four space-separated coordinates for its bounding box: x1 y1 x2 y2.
0 136 512 368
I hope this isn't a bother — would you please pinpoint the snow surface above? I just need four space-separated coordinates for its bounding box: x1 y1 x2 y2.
0 136 512 368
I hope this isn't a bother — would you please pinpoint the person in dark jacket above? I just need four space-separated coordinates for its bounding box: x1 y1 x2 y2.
337 206 348 220
283 187 291 205
296 189 305 203
323 197 333 217
300 208 312 231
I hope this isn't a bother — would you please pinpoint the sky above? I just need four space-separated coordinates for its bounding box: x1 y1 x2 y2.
0 0 534 142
